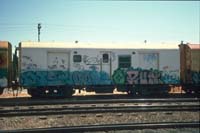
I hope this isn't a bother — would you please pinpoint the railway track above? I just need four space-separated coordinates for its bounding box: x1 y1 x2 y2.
0 104 199 117
1 121 199 133
1 97 199 132
0 97 199 106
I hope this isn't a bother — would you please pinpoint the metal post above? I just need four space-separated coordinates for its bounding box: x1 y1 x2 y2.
38 23 41 42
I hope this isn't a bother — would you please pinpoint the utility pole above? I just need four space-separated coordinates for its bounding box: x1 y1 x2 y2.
38 23 41 42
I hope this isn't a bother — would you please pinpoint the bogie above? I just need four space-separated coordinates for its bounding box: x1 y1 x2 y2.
27 86 74 98
0 88 4 95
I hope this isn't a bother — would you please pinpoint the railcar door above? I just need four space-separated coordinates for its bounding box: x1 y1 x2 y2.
100 52 112 78
138 52 159 84
47 52 70 86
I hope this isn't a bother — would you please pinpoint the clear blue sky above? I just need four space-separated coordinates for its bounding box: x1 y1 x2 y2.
0 0 199 48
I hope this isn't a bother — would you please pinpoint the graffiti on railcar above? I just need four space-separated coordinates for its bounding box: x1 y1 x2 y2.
112 69 126 84
48 57 68 70
191 71 200 84
0 77 7 87
161 70 180 84
139 53 158 69
112 67 180 85
73 63 85 70
20 71 70 86
89 65 99 71
21 70 111 86
19 71 54 86
48 53 69 70
22 56 38 70
0 51 8 87
20 64 181 87
71 70 111 85
83 55 100 65
127 69 162 84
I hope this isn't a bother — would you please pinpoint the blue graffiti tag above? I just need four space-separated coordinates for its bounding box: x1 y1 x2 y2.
21 70 112 87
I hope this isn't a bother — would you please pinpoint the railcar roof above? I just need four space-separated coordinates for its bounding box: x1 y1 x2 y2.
19 41 180 49
188 44 200 50
0 41 11 48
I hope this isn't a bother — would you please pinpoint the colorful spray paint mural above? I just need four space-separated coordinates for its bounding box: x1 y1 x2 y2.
21 67 180 87
0 51 8 87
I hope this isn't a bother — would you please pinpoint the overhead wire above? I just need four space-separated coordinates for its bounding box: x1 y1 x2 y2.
0 23 132 36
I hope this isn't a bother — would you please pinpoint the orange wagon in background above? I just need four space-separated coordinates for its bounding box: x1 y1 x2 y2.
179 43 200 93
0 41 12 94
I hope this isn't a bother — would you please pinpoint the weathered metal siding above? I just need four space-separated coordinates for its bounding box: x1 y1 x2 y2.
191 50 200 72
179 44 200 84
179 44 186 83
190 48 200 84
8 43 12 87
0 41 12 88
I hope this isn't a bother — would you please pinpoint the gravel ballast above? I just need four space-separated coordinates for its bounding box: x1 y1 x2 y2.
0 111 199 130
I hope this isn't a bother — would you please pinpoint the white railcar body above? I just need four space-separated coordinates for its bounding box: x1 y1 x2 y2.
19 42 180 96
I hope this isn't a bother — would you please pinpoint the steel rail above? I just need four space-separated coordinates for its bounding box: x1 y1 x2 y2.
0 105 199 117
0 104 199 113
0 98 199 106
1 121 199 133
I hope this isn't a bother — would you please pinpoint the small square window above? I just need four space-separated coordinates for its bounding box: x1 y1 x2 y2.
118 55 131 68
73 55 82 62
103 53 109 63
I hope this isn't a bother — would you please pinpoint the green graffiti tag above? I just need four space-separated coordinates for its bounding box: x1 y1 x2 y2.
112 68 126 84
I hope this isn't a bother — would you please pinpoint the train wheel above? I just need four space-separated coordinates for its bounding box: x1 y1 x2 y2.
127 87 136 96
28 88 39 98
0 88 3 95
63 86 74 98
127 90 135 96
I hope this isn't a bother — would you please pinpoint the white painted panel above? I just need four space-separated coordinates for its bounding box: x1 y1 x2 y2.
21 48 47 70
47 52 69 70
139 53 159 69
159 50 180 71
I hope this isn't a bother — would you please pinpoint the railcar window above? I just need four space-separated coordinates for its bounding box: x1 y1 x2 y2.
73 55 82 62
103 53 109 63
118 55 131 68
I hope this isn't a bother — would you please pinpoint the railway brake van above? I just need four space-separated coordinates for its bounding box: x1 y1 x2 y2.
19 42 180 97
0 41 12 95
